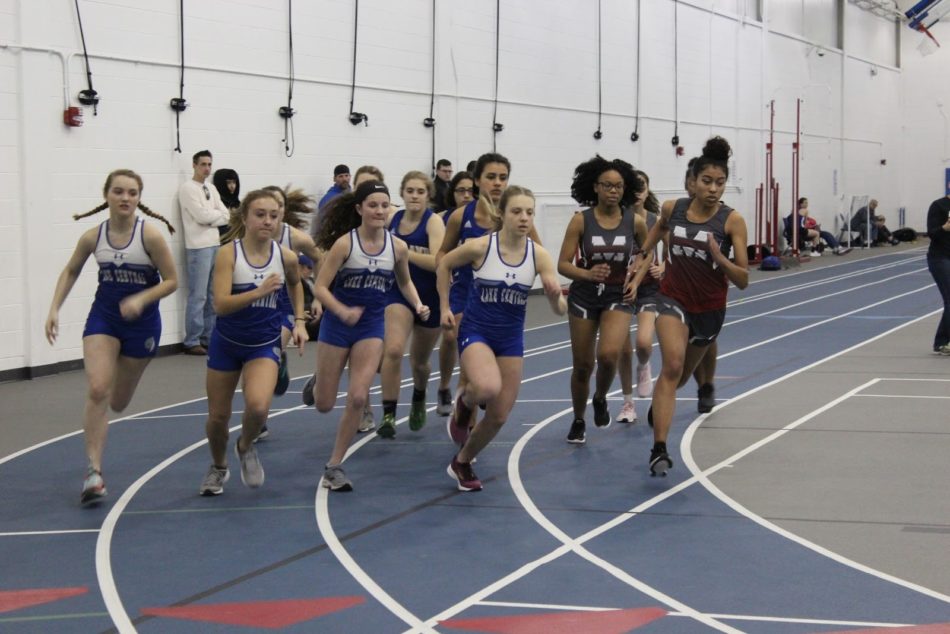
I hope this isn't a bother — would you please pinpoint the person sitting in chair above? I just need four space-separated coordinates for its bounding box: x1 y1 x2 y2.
788 198 851 255
851 199 899 246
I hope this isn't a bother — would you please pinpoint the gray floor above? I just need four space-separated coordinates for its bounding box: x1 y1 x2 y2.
3 240 948 603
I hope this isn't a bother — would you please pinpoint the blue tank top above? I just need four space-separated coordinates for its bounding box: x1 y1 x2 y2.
388 209 436 301
463 233 536 334
332 228 396 322
92 218 161 322
452 200 490 287
216 239 285 346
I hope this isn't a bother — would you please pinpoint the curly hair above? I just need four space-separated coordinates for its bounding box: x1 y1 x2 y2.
219 189 282 243
689 136 732 180
570 156 642 208
72 169 175 234
314 180 389 250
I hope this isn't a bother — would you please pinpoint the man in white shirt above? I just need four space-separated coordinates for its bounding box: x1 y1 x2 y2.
179 150 230 355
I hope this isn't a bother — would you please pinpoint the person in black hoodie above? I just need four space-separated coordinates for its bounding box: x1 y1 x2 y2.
213 168 241 237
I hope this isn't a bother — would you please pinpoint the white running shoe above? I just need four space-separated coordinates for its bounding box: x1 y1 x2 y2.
616 400 638 424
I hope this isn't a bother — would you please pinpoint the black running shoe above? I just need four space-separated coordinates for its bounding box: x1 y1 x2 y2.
566 419 586 444
647 405 653 428
302 373 316 407
697 383 715 414
274 351 289 396
592 396 611 428
649 447 673 477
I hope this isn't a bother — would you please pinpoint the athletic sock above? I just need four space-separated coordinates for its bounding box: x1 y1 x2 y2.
652 441 667 454
382 400 397 417
623 392 634 404
412 387 426 403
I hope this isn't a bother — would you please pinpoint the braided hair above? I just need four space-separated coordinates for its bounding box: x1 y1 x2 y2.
72 169 175 234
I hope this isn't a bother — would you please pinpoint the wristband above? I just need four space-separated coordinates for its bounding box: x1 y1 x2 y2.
294 317 306 322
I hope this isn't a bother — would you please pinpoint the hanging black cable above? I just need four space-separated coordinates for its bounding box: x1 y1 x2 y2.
423 0 437 172
631 0 641 142
279 0 296 157
491 0 503 150
169 0 187 153
73 0 99 114
593 0 603 140
348 0 368 125
671 0 680 147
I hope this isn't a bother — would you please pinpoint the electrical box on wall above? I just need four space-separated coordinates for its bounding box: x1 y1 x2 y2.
63 107 83 127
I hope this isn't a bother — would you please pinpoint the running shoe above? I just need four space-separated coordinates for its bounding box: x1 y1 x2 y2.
358 405 375 433
253 424 269 443
566 418 586 444
436 388 453 416
235 440 264 488
647 405 653 428
80 467 107 505
697 383 715 414
616 400 638 424
302 373 316 407
199 465 230 496
649 446 673 477
447 391 473 447
274 351 289 396
408 399 427 431
447 455 482 492
636 363 653 398
592 396 611 428
377 412 396 439
936 344 950 356
322 464 353 492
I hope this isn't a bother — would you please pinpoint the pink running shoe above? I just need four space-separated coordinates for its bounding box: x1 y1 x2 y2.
446 391 473 447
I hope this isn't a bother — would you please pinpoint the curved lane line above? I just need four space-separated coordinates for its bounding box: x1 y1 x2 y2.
681 309 950 605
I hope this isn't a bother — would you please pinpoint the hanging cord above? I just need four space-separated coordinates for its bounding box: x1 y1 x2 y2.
671 0 679 147
169 0 187 153
280 0 296 157
491 0 503 150
73 0 99 114
348 0 368 125
423 0 437 172
631 0 641 142
593 0 603 140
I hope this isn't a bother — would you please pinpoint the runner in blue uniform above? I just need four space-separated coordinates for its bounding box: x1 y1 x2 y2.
46 169 178 505
558 157 647 444
312 181 430 491
434 171 476 414
437 186 567 492
378 171 446 437
200 190 309 496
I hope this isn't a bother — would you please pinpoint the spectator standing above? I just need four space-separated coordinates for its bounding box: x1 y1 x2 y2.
212 168 241 238
926 193 950 354
179 150 230 355
432 159 453 211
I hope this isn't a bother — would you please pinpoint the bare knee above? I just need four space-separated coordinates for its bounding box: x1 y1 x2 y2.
347 391 368 412
243 400 269 423
572 362 593 384
383 342 404 366
411 359 431 380
596 348 621 371
315 395 335 413
87 382 111 406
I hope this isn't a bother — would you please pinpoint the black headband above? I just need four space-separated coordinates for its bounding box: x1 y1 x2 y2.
354 180 389 205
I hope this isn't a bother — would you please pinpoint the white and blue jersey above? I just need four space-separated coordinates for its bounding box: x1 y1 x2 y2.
458 233 536 357
318 229 397 347
83 218 163 358
449 201 490 314
215 239 286 347
90 218 161 323
388 209 439 327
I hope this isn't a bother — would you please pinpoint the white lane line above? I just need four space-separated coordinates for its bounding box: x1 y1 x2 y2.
96 403 312 634
681 309 950 606
477 601 915 627
504 405 741 633
857 394 950 400
0 529 99 537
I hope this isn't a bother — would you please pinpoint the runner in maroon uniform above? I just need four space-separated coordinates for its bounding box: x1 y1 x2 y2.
626 137 748 476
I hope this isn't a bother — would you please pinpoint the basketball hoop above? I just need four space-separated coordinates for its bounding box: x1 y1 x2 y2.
917 24 941 55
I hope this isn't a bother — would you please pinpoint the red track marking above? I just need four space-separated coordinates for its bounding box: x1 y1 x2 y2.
0 587 88 614
439 606 667 633
140 596 365 629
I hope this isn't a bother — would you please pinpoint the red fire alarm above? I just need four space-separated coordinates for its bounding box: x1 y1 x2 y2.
63 107 83 127
675 146 684 156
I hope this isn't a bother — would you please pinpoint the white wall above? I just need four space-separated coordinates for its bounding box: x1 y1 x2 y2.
0 0 920 373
